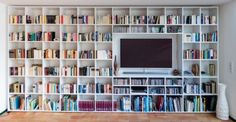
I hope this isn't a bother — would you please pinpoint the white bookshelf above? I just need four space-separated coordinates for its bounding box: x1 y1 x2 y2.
8 6 218 113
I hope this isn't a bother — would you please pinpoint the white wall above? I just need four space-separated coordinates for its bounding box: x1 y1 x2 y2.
220 1 236 119
0 3 7 113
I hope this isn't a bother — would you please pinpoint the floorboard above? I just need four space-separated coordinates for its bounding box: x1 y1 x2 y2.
0 112 234 122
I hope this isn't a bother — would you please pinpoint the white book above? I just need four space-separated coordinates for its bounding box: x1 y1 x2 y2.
197 16 201 24
20 84 24 93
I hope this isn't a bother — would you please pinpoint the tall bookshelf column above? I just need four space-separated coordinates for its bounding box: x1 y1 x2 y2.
200 7 218 112
8 6 26 111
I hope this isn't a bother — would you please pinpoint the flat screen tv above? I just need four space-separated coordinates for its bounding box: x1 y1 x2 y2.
120 39 172 68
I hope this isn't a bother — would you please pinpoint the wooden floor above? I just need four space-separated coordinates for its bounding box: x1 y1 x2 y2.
0 112 234 122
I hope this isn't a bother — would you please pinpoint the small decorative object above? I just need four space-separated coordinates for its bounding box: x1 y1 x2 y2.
113 55 119 76
172 69 180 76
192 64 199 76
216 83 229 120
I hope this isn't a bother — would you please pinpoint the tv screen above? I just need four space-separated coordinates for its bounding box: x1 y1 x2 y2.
120 39 172 68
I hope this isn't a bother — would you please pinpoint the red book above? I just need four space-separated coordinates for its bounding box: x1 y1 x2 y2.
46 83 49 93
60 16 63 24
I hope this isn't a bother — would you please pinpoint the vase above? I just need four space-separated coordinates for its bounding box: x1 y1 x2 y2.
216 83 229 120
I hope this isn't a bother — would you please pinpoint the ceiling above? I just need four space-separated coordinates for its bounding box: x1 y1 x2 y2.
0 0 233 6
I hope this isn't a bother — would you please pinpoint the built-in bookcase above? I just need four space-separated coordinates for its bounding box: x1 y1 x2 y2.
8 6 218 113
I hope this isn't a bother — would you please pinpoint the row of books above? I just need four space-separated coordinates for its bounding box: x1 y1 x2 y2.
167 15 182 24
148 16 165 24
27 31 42 41
184 84 200 94
26 95 42 110
131 78 147 85
131 16 147 24
148 26 165 33
202 96 217 111
183 33 201 42
79 66 95 76
183 15 201 24
120 96 180 112
202 31 217 42
9 49 25 58
149 87 165 94
78 16 95 24
9 82 24 93
44 32 57 41
79 32 112 42
184 96 201 112
201 49 217 59
113 26 129 33
60 15 77 24
26 15 42 24
166 88 182 94
44 49 60 59
132 96 151 112
43 15 60 24
61 95 78 111
46 82 59 93
62 32 77 42
9 31 25 41
44 66 60 76
183 49 200 59
96 101 113 111
96 83 112 93
18 15 60 24
61 65 78 76
113 87 130 94
61 83 77 93
79 49 112 59
9 15 25 24
27 48 42 59
119 96 216 112
202 81 216 94
97 15 112 24
79 67 112 76
149 79 164 85
119 96 131 111
201 15 217 24
166 97 182 112
131 26 146 33
31 81 43 93
44 98 60 111
166 79 182 85
9 95 25 110
112 15 153 24
79 50 96 59
98 67 112 76
78 83 95 93
167 26 182 33
112 15 130 24
53 46 69 56
28 64 42 76
113 78 129 85
10 66 25 76
79 101 95 111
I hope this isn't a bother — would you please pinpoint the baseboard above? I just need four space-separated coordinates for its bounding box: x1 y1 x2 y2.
0 109 7 116
230 116 236 122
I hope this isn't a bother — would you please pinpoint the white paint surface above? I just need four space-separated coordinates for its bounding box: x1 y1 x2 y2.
0 0 232 6
0 3 7 113
220 0 236 119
